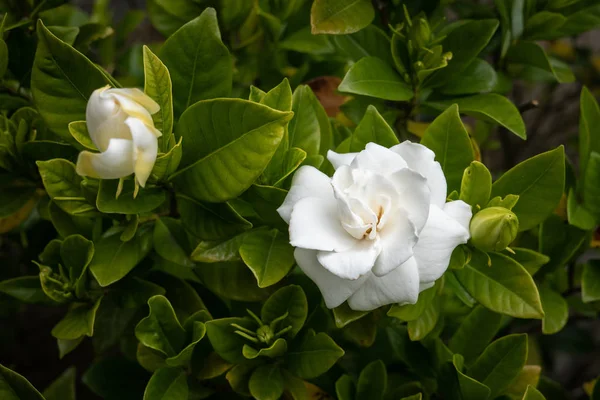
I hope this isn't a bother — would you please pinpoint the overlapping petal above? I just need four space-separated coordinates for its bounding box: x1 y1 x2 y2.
277 166 333 223
317 239 382 280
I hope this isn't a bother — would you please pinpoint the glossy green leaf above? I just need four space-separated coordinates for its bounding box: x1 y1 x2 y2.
51 297 103 340
388 283 437 322
454 252 544 319
143 45 174 152
582 261 600 303
440 58 498 95
288 84 331 157
339 57 413 101
96 179 166 214
311 0 374 35
426 94 526 139
348 105 399 151
0 276 51 304
505 365 542 399
172 99 292 203
460 161 492 208
153 218 194 268
261 285 308 338
48 201 94 239
424 19 499 88
336 374 355 400
89 228 153 286
249 364 284 400
332 302 369 328
31 20 110 141
579 86 600 177
523 11 566 40
205 317 256 364
0 364 45 400
177 195 252 240
197 261 271 302
280 27 335 55
239 228 295 288
144 368 188 400
452 354 491 400
151 137 183 181
190 233 247 263
582 152 600 219
538 284 568 334
523 385 546 400
333 25 393 65
37 159 96 216
507 41 574 83
135 295 186 357
146 0 202 36
160 8 231 117
407 298 440 342
0 39 7 78
166 321 207 367
356 360 387 400
242 338 287 359
510 248 550 276
226 364 254 396
491 146 565 231
286 332 344 379
43 367 76 400
421 104 475 192
470 334 528 398
68 121 97 151
60 234 93 286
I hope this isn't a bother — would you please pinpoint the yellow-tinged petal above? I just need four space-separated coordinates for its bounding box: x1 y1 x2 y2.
76 138 135 180
126 118 159 187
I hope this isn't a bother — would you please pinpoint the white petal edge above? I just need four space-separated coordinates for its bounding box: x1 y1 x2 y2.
76 138 135 180
372 207 417 277
391 141 447 208
348 257 420 311
443 200 473 233
412 204 470 283
277 166 334 224
289 196 358 252
126 118 159 187
327 150 358 170
350 142 408 177
317 238 381 280
295 248 367 309
387 168 431 232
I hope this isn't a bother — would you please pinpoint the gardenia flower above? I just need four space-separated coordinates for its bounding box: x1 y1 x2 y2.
277 142 472 311
76 86 161 187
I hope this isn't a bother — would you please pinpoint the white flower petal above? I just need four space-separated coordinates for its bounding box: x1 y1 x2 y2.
277 166 333 224
109 88 160 114
76 138 134 180
289 197 358 252
391 141 447 208
295 248 367 309
327 150 358 169
372 207 417 276
86 86 130 152
419 281 435 291
443 200 473 233
351 143 408 176
126 118 159 187
387 168 431 232
317 238 381 279
348 257 420 311
413 205 470 283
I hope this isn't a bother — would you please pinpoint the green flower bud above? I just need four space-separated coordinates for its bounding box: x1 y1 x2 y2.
469 207 519 252
411 18 432 48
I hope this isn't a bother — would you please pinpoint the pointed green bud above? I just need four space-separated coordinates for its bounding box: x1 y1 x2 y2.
469 207 519 252
412 18 431 48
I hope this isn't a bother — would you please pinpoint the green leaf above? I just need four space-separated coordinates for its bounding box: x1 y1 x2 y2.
21 141 79 162
523 385 546 400
205 317 256 364
440 58 498 95
421 104 475 192
426 94 526 139
43 367 76 400
509 248 549 276
388 283 437 322
82 357 148 399
260 78 293 112
96 179 166 214
538 284 568 335
579 85 600 177
0 39 7 78
166 321 207 367
152 137 183 181
286 332 344 379
280 27 335 55
146 0 202 36
31 20 110 142
0 183 36 219
177 195 252 240
160 8 232 118
407 298 440 342
37 159 96 216
60 234 93 290
190 233 247 263
582 152 600 220
470 334 528 398
338 56 413 101
460 161 492 208
51 297 103 340
242 338 288 359
0 364 45 400
154 218 194 268
143 368 188 400
172 99 292 203
89 228 153 286
68 121 97 150
505 365 542 399
261 285 308 338
333 25 393 65
582 261 600 303
198 261 271 302
348 105 399 152
310 0 374 35
136 295 186 357
424 20 499 88
239 229 295 288
332 302 369 328
356 360 387 400
491 146 565 231
226 364 254 396
451 354 491 400
249 365 284 400
288 85 330 156
143 46 174 152
0 276 51 304
523 11 566 40
336 375 355 400
507 41 574 83
454 252 544 319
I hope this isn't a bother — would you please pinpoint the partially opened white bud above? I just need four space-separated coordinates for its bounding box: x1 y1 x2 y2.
76 86 161 187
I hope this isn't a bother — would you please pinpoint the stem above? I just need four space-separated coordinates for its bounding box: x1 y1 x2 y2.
246 309 263 326
273 325 293 339
230 323 256 337
233 330 260 344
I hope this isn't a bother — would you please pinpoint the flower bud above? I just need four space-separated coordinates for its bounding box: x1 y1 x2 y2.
469 207 519 252
411 18 431 48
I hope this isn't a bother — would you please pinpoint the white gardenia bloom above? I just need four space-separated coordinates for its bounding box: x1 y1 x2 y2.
277 142 472 311
76 86 161 187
